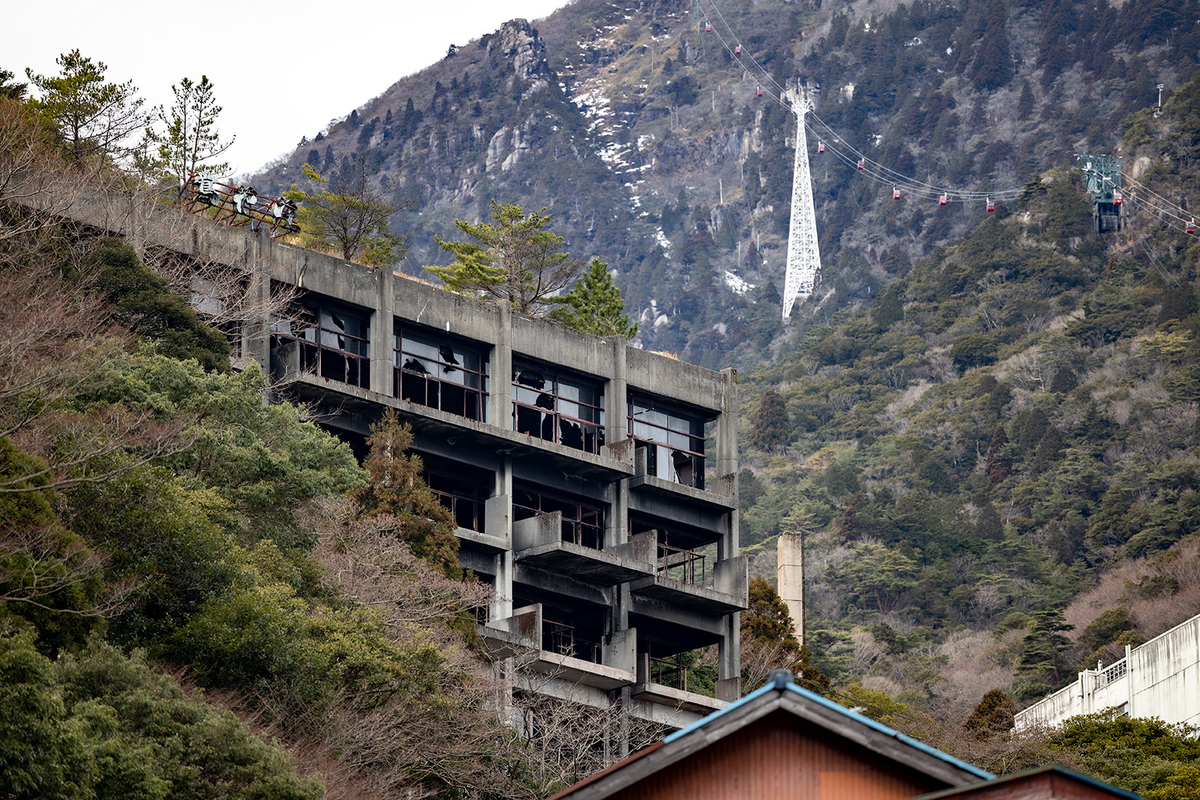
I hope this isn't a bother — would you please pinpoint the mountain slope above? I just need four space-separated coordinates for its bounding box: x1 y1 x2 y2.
256 0 1198 368
735 71 1200 720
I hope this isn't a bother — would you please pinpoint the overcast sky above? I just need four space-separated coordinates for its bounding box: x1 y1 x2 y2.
9 0 572 176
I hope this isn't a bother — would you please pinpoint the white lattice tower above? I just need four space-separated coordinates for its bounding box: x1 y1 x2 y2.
781 88 821 320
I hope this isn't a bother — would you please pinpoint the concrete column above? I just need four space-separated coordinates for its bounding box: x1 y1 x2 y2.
606 447 629 550
605 336 628 445
716 612 741 700
716 367 739 482
777 531 805 647
369 266 395 396
717 368 739 562
490 455 514 621
245 230 271 382
489 302 513 427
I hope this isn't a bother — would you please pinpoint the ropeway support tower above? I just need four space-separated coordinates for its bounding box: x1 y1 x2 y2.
781 88 821 320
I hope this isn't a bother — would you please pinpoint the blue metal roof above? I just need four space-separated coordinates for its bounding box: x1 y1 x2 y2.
664 675 993 781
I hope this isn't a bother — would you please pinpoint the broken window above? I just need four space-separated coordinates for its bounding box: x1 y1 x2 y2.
271 297 370 389
394 326 487 421
424 460 489 533
512 361 605 453
627 395 707 489
513 483 604 550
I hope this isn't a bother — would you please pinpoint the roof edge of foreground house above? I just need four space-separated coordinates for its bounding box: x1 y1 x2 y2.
549 670 994 800
909 765 1145 800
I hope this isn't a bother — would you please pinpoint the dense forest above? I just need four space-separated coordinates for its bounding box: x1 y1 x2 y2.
737 64 1200 754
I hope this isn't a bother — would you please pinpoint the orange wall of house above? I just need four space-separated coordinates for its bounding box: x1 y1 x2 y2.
611 712 950 800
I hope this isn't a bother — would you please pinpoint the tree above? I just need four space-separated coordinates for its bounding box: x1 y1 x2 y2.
355 410 460 577
0 632 323 799
748 389 791 452
145 76 234 190
285 160 405 266
548 258 637 337
25 49 144 166
963 689 1016 739
826 542 919 616
1012 609 1074 700
426 201 582 316
0 69 26 100
90 237 230 372
984 424 1011 484
969 1 1014 91
740 576 828 693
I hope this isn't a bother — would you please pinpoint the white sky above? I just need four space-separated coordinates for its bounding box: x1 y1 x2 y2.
9 0 572 177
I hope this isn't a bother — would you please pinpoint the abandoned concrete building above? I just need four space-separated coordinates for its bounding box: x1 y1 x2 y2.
94 204 745 741
41 182 748 740
251 239 748 734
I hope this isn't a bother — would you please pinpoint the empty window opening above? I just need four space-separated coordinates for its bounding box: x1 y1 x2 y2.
647 646 717 696
628 395 707 489
512 361 605 454
395 326 487 421
630 516 716 587
514 593 608 664
514 483 604 550
423 457 490 533
272 297 370 389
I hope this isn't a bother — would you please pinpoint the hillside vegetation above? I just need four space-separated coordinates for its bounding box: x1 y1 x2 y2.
735 71 1200 728
0 96 624 798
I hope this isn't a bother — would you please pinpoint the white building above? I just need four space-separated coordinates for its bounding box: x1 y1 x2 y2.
1014 613 1200 731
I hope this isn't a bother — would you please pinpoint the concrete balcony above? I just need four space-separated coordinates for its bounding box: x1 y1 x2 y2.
452 495 510 553
628 445 737 512
631 653 727 715
629 554 748 615
477 604 541 659
512 512 656 586
478 604 637 692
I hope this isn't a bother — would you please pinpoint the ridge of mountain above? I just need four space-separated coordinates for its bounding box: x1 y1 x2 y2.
254 0 1198 369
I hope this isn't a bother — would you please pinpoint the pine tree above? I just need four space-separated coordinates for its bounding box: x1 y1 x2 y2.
285 160 406 266
145 75 234 190
984 424 1010 483
548 258 637 337
741 575 829 693
1017 80 1036 120
1012 609 1074 701
426 201 582 316
0 68 26 100
355 410 461 577
964 689 1017 739
26 49 145 165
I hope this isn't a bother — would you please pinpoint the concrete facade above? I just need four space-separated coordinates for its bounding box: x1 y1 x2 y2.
1014 613 1200 732
53 190 748 739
